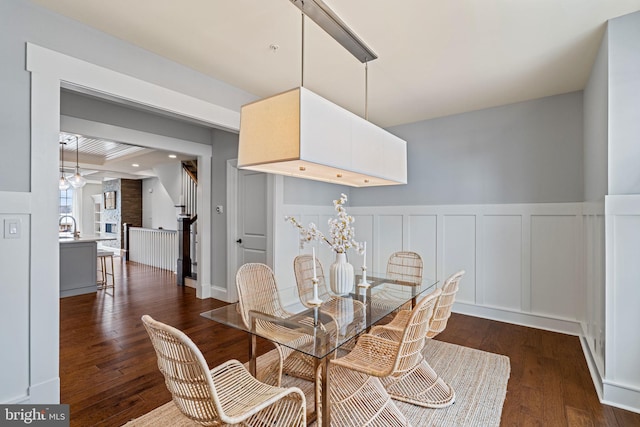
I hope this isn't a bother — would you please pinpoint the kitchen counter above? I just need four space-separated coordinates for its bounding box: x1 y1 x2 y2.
59 234 116 297
59 233 117 244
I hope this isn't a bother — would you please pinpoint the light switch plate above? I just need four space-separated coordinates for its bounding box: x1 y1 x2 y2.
4 218 21 239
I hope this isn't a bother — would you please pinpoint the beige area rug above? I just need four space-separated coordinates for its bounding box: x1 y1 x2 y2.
123 340 510 426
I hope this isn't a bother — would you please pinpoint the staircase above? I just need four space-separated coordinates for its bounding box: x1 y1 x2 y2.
177 161 198 286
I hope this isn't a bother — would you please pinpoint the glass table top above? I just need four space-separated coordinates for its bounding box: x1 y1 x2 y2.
201 272 438 359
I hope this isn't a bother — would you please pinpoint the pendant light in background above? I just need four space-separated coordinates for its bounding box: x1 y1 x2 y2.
68 135 86 189
58 141 70 191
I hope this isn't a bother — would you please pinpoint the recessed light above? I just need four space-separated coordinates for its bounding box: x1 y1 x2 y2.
168 154 177 159
132 163 139 167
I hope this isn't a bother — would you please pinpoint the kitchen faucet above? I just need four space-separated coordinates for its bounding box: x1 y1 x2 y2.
59 215 80 239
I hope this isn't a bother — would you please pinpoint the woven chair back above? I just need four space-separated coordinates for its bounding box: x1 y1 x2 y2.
393 288 441 374
293 254 330 306
427 270 465 339
141 315 221 424
386 251 424 285
236 263 289 328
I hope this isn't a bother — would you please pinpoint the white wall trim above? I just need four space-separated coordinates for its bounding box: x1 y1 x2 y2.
61 116 213 156
580 334 604 401
27 44 240 132
453 302 582 336
277 200 584 325
0 192 31 213
225 159 239 303
604 194 640 414
26 42 239 402
602 381 640 414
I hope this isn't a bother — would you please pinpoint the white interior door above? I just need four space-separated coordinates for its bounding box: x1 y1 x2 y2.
226 160 273 303
236 169 268 266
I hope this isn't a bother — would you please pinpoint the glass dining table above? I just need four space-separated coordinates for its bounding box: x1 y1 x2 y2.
201 272 438 426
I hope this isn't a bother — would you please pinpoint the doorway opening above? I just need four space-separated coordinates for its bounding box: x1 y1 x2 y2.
28 42 230 402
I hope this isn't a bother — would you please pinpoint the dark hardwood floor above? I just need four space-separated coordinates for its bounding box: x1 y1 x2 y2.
60 260 640 426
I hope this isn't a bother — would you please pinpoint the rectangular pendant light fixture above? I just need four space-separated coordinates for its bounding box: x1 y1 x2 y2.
238 87 407 187
238 0 407 187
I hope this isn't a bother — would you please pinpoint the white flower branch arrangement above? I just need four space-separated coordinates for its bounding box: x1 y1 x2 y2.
285 193 364 255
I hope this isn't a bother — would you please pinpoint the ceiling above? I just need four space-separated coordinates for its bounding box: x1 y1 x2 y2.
33 0 640 128
59 133 194 182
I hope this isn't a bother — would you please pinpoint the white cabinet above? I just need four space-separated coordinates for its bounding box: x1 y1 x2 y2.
92 194 102 234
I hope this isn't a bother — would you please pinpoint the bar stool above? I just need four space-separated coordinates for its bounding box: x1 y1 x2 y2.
97 250 115 289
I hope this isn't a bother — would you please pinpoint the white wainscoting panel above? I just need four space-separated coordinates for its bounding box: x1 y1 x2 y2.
582 204 606 379
376 215 404 271
278 201 584 335
609 215 640 385
277 195 640 414
603 195 640 413
530 215 578 319
442 215 476 304
482 215 522 311
407 215 437 283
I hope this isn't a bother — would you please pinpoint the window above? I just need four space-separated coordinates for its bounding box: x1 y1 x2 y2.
59 187 74 232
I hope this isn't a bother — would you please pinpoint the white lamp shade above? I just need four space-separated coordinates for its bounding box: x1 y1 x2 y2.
238 87 407 187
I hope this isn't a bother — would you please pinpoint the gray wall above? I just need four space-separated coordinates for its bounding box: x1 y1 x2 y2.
608 11 640 195
0 0 255 193
283 177 351 206
583 31 609 202
142 177 178 230
60 91 213 145
211 129 239 287
350 92 584 206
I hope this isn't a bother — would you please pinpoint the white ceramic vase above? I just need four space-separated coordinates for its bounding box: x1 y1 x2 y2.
329 252 354 295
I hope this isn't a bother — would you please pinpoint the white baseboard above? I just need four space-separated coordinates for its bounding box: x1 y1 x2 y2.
453 301 582 336
208 284 229 302
580 334 604 401
602 380 640 414
3 394 30 404
27 377 59 404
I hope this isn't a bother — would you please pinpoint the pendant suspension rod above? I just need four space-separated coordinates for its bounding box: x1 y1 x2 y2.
75 136 79 169
364 60 369 121
301 12 305 87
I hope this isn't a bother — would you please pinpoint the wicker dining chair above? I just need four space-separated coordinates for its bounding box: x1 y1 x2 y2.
317 363 411 426
367 271 464 409
236 262 319 382
381 270 465 339
372 251 424 313
141 315 306 426
331 287 455 409
293 254 366 339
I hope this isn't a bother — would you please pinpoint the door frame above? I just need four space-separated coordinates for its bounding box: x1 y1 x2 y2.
226 159 275 303
26 42 238 402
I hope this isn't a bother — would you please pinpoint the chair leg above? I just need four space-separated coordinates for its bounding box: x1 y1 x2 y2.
97 256 106 289
320 364 410 427
380 357 455 408
105 254 114 288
